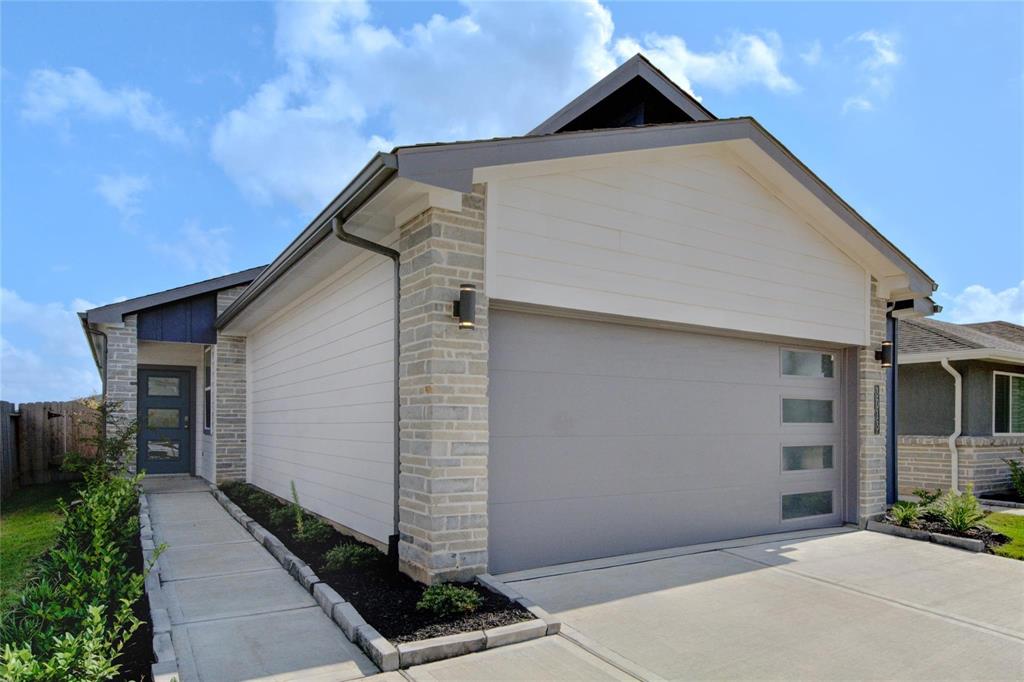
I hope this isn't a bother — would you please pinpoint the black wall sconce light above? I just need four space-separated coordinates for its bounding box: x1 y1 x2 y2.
452 284 477 330
875 341 893 368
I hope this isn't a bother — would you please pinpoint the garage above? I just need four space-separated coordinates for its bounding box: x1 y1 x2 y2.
488 309 847 573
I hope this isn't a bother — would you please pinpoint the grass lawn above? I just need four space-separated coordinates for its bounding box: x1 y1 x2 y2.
1 482 75 610
983 512 1024 560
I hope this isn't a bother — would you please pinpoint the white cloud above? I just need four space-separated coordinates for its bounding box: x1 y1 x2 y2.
939 281 1024 325
22 67 186 144
96 173 151 221
148 221 232 278
842 30 901 113
0 290 102 403
800 40 822 66
616 31 798 96
211 0 798 210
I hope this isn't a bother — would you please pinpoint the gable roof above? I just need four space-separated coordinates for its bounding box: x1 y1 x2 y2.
82 265 265 325
529 54 715 135
899 318 1024 365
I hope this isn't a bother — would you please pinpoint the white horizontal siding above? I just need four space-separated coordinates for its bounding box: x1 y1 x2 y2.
486 151 869 345
248 252 394 543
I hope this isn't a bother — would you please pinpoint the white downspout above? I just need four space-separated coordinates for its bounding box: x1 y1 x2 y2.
940 358 962 493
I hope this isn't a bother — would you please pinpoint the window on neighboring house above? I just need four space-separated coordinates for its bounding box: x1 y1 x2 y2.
993 371 1024 435
203 346 212 433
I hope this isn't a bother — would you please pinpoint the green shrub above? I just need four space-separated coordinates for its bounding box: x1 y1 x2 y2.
890 501 920 527
269 505 295 529
323 543 378 570
912 487 943 506
295 516 333 544
937 485 985 533
1003 455 1024 499
416 584 483 618
0 404 160 680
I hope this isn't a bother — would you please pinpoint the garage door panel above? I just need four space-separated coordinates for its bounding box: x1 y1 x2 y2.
489 310 844 574
490 434 788 502
490 372 784 437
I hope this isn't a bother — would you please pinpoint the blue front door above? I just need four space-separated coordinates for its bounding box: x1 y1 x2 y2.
138 367 193 475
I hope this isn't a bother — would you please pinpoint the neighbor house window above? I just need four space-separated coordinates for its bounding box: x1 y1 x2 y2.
203 346 212 434
993 371 1024 435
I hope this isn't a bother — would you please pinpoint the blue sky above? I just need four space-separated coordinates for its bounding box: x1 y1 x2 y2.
2 1 1022 403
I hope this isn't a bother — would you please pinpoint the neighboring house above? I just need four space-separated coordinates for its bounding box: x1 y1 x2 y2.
897 318 1024 496
81 55 939 583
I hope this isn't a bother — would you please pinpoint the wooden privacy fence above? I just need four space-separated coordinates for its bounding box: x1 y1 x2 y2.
1 399 99 499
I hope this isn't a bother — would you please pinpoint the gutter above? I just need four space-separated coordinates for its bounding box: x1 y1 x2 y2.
331 215 402 561
78 313 108 396
940 358 962 493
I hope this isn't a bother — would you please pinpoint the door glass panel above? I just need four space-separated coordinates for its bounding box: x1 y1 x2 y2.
782 491 833 519
148 376 180 397
1012 376 1024 433
995 374 1010 433
147 408 179 429
147 440 180 461
783 445 834 471
782 350 835 378
783 399 833 423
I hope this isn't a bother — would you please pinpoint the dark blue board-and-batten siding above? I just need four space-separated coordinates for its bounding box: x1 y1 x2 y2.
138 292 217 344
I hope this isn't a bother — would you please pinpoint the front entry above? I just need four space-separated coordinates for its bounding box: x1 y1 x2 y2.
138 367 193 475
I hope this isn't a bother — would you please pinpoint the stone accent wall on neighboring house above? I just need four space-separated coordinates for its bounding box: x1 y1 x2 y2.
213 286 248 482
898 435 1024 496
102 314 139 472
397 185 489 584
857 289 889 521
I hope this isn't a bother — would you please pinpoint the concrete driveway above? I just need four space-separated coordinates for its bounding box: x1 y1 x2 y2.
500 528 1024 681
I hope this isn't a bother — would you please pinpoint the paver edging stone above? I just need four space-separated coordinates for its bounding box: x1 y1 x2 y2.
865 519 986 552
138 491 182 682
979 496 1024 509
210 487 551 670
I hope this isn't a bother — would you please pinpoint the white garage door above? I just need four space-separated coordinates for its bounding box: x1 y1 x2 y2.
489 310 845 573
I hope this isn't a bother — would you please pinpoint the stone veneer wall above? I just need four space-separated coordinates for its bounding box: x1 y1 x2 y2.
857 288 889 521
397 185 489 584
213 286 248 482
101 314 139 472
898 435 1024 496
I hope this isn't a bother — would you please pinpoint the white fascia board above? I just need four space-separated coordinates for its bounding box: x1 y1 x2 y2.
899 349 1024 365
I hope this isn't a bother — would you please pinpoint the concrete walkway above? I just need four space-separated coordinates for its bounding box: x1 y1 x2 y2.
144 476 377 682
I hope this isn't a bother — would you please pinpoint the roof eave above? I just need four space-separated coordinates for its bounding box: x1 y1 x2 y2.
899 349 1024 365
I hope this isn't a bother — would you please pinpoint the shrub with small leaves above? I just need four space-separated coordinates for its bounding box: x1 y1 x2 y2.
1003 455 1024 499
890 501 920 527
913 487 943 507
269 505 295 530
937 485 985 533
295 515 334 544
323 542 379 570
416 584 483 618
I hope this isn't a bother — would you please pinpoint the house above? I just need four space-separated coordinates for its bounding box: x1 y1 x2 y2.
80 55 939 583
897 318 1024 496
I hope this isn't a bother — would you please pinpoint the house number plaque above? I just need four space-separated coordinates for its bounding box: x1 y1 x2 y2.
873 385 880 435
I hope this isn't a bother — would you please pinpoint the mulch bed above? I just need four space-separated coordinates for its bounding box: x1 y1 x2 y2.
222 483 530 644
881 512 1010 553
117 527 153 681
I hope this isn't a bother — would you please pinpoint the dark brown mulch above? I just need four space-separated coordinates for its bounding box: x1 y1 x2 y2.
222 484 531 644
117 524 153 681
882 512 1010 552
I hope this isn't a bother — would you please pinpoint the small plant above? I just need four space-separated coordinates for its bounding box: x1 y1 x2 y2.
295 515 334 544
890 501 920 527
323 543 378 570
937 485 985 533
912 487 943 507
416 583 483 618
290 481 305 535
1003 454 1024 499
269 505 294 529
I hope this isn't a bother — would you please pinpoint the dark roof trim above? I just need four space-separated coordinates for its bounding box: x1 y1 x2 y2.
215 153 398 329
529 54 715 136
84 266 266 324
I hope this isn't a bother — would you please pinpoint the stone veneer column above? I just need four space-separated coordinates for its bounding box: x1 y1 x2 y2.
857 286 888 520
101 314 138 472
397 185 489 584
214 287 248 482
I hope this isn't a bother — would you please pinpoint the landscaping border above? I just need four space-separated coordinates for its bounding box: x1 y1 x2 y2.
208 485 555 670
138 492 182 682
979 496 1024 510
865 518 986 552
